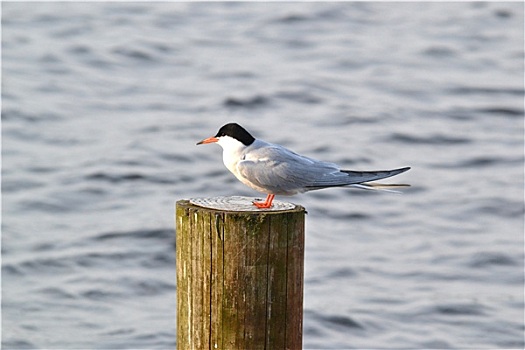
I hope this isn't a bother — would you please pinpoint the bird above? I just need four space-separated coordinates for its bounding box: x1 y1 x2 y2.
197 122 410 209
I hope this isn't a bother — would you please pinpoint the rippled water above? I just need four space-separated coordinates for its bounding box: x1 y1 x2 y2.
2 2 524 349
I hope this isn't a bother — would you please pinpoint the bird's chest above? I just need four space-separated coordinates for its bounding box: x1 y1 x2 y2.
222 150 264 190
222 150 245 177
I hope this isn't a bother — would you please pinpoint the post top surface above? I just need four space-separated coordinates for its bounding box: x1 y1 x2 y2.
189 196 297 212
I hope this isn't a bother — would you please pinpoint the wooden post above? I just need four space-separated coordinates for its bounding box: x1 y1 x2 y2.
176 197 305 350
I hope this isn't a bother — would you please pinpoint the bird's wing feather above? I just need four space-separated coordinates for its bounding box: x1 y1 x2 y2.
237 144 340 194
238 142 410 194
308 167 411 187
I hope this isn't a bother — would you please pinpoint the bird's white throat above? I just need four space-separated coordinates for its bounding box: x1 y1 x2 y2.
216 135 247 175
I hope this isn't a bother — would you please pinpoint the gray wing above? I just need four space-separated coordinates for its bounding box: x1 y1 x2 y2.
305 167 411 189
238 142 410 194
237 144 341 195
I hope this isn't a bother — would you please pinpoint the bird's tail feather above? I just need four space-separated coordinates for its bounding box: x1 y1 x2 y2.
351 182 410 194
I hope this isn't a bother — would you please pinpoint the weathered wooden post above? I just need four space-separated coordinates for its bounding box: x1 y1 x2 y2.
176 196 305 350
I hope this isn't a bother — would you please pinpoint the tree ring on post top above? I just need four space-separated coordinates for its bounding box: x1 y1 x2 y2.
189 196 297 212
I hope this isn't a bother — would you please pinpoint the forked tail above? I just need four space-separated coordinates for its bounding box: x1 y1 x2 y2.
351 182 411 194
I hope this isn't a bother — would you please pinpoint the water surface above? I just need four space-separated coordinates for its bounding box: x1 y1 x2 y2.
2 2 524 349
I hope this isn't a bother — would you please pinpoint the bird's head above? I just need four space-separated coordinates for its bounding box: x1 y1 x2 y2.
197 123 256 149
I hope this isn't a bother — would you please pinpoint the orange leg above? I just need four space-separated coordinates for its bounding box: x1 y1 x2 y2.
253 194 275 209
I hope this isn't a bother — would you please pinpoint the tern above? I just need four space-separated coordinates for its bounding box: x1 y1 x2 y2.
197 123 410 209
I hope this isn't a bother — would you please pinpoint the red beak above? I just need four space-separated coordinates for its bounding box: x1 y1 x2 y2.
196 137 219 145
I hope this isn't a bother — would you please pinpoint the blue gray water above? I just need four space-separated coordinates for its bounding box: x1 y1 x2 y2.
2 2 524 349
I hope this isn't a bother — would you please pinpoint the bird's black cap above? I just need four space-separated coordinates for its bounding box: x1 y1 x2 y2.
215 123 255 146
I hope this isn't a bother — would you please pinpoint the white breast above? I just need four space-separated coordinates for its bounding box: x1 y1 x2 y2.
216 137 270 193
